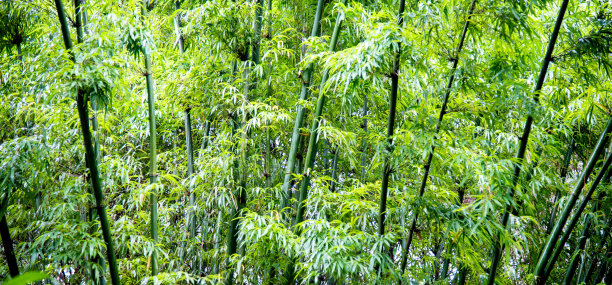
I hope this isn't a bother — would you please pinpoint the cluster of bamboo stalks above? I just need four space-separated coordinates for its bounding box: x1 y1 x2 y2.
1 0 611 284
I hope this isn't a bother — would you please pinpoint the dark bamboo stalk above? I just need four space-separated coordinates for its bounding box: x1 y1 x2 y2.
174 0 197 240
264 129 273 187
546 138 574 234
539 152 612 283
360 97 368 182
400 0 477 272
138 0 160 275
533 118 612 284
54 1 120 283
212 210 222 275
486 0 570 283
377 0 406 245
224 56 247 284
280 0 325 212
184 110 196 237
74 1 107 283
0 216 19 277
563 214 595 284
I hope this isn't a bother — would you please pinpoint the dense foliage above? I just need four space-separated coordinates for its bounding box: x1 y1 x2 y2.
1 0 611 284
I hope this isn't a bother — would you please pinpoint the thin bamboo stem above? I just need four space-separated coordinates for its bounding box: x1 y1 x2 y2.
533 118 612 284
0 215 19 277
540 152 612 283
53 0 120 283
280 0 325 212
488 0 570 282
400 0 477 272
377 0 406 242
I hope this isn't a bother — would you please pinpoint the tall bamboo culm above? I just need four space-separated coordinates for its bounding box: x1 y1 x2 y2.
53 0 120 283
486 0 570 283
293 0 347 233
537 137 612 284
399 0 477 272
139 0 159 276
377 0 405 255
532 117 612 283
1 2 23 279
0 216 19 277
173 0 197 240
74 1 108 283
279 0 325 213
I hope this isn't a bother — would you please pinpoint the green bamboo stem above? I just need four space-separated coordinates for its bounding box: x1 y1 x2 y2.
74 1 107 283
487 0 570 282
377 0 406 257
212 210 222 275
539 152 612 283
174 0 196 240
546 138 574 234
263 0 274 189
400 0 477 272
283 6 347 274
533 118 612 284
139 0 159 275
360 97 368 182
53 0 120 283
291 0 347 231
260 0 274 188
184 110 196 237
252 0 263 66
280 0 325 213
264 129 273 187
174 0 185 54
563 213 596 284
0 215 19 277
224 55 249 284
225 0 267 267
329 147 339 193
224 119 247 285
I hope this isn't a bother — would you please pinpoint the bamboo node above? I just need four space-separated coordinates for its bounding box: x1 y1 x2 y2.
92 204 105 210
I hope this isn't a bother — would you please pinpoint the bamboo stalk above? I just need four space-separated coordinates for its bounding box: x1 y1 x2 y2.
138 0 160 275
0 215 19 277
377 0 406 246
74 1 107 283
400 0 477 272
173 0 197 241
360 97 368 182
280 0 325 212
546 138 574 234
533 118 612 284
292 0 347 233
329 147 339 193
539 151 612 283
563 213 595 284
53 0 121 283
283 3 346 281
487 0 571 282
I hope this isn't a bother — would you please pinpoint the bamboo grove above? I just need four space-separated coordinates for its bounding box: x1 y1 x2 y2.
1 0 612 284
